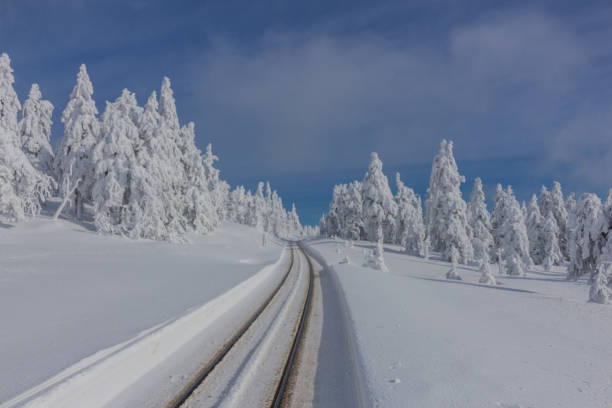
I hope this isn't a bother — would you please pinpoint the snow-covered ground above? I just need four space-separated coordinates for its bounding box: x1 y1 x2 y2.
306 238 612 408
0 212 283 405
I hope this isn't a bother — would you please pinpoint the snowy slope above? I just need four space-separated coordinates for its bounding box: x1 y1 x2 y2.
306 238 612 408
0 213 282 404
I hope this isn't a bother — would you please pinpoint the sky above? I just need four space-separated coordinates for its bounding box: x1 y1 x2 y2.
1 0 612 225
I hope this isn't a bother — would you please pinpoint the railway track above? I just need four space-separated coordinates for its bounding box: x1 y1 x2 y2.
168 242 314 408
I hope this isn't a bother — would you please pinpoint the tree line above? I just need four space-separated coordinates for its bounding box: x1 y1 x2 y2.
320 140 612 304
0 53 305 241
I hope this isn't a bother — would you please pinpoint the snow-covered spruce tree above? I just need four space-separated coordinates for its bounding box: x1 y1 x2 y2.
496 186 533 275
0 53 53 220
19 84 54 176
203 143 229 220
540 182 569 260
467 177 494 263
525 194 545 265
361 152 397 243
490 183 507 254
136 90 186 241
343 181 364 240
54 64 100 219
178 122 217 233
395 173 425 256
567 193 603 280
323 184 346 238
227 185 248 224
288 203 302 237
424 140 473 263
91 89 145 235
542 212 563 271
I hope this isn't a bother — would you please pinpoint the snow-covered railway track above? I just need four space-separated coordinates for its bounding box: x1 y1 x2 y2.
170 243 314 408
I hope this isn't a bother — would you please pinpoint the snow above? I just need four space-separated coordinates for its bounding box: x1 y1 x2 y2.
306 238 612 408
0 207 283 405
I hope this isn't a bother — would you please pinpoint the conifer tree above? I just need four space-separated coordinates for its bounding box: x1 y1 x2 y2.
468 177 494 263
424 140 473 263
0 53 53 220
542 212 563 270
395 173 425 256
568 193 602 280
91 89 144 235
54 64 100 219
19 84 54 175
525 194 545 265
495 186 533 275
361 152 397 243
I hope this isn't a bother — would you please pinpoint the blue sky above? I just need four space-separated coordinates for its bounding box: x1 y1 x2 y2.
1 0 612 225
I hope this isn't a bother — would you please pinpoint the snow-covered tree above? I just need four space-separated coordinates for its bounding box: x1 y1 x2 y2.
19 84 54 175
0 53 53 220
91 89 144 235
589 264 611 304
467 177 494 263
179 122 217 233
525 194 545 265
568 193 603 280
446 247 462 280
203 143 229 220
540 182 569 259
491 184 507 254
424 140 473 263
343 181 364 240
542 212 563 271
363 225 388 272
478 252 496 285
54 64 100 219
361 152 397 243
395 173 425 256
494 186 533 275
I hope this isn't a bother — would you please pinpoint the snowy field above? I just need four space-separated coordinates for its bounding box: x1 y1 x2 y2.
306 238 612 408
0 210 283 404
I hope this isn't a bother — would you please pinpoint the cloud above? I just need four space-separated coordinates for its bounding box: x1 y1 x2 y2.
193 9 594 184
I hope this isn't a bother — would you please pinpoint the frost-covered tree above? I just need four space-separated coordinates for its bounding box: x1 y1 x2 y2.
361 152 397 243
203 143 229 220
140 90 186 239
467 177 494 263
19 84 54 175
91 89 144 235
363 225 388 272
179 122 217 233
540 182 569 259
288 203 302 236
0 53 53 220
568 193 603 281
343 181 364 240
495 186 533 275
424 140 473 263
54 64 100 219
395 173 425 256
542 212 563 271
446 247 462 280
491 184 507 253
589 264 611 304
525 195 545 265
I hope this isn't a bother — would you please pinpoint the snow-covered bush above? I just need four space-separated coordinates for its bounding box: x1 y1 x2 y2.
478 253 496 285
